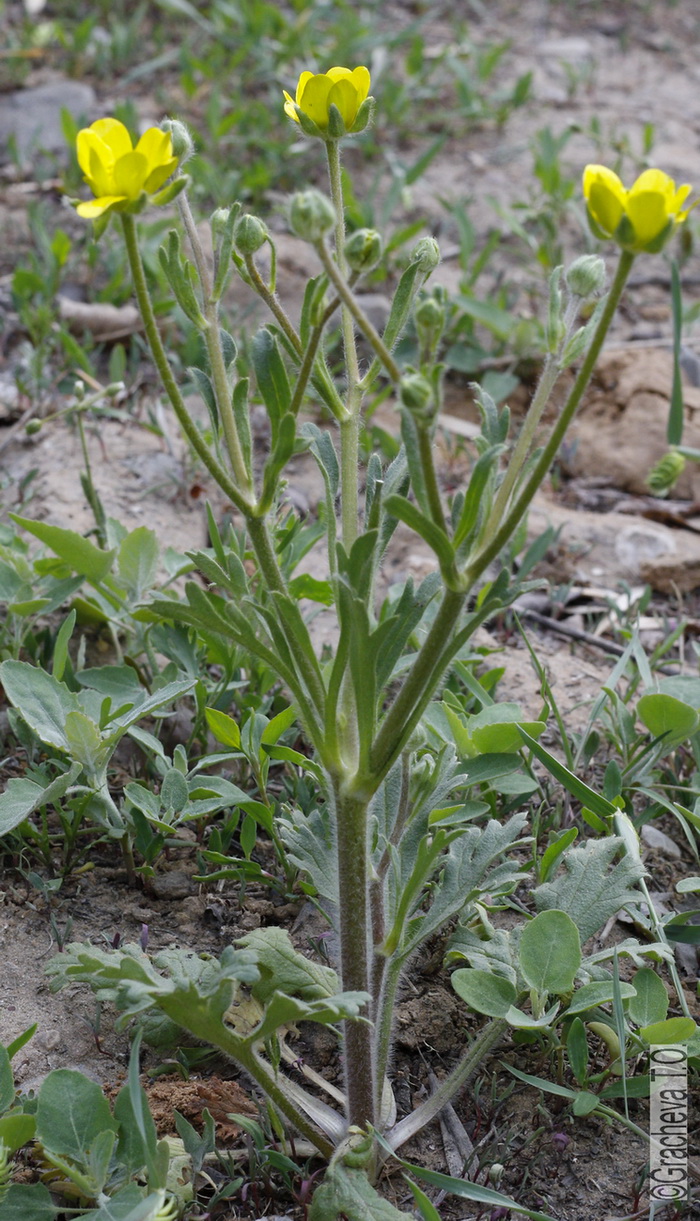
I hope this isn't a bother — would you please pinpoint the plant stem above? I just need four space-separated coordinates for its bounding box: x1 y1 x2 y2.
178 193 253 500
418 425 448 532
368 587 466 786
243 251 303 356
467 250 635 583
120 215 251 516
326 140 364 548
335 787 376 1129
317 237 401 384
386 1017 508 1152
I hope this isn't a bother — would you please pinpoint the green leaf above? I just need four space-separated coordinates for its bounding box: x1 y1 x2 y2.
0 1044 14 1113
2 1183 57 1219
519 910 581 995
639 1017 697 1044
52 609 76 682
0 764 81 836
204 707 241 749
239 927 338 1003
386 1155 557 1221
668 259 684 445
566 1017 589 1085
451 968 516 1017
627 968 669 1027
637 692 699 746
10 514 115 583
309 1160 414 1220
539 826 578 884
0 1112 36 1153
251 327 291 440
572 1090 599 1116
565 980 636 1015
534 837 644 943
64 710 111 779
0 661 78 749
36 1068 118 1161
519 728 618 819
117 528 160 600
382 493 455 571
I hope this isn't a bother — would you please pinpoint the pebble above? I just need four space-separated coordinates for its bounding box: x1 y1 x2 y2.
0 79 96 166
641 825 683 860
151 870 195 900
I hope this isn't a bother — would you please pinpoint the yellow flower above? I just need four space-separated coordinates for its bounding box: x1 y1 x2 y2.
283 66 371 136
75 119 178 219
583 164 692 253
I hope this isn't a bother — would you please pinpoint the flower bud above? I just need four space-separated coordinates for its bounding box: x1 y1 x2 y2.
411 236 440 273
289 189 336 242
160 118 194 164
234 213 268 255
414 295 444 331
73 379 86 400
25 418 42 435
565 254 606 298
344 227 383 272
210 207 232 238
488 1164 505 1188
400 372 435 423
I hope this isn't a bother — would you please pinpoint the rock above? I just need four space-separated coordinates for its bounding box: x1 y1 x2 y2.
641 826 683 859
151 870 195 900
569 349 700 499
0 79 96 166
614 524 676 571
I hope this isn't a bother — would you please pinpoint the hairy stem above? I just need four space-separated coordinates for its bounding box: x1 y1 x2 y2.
120 215 251 515
178 193 253 499
386 1017 508 1152
467 250 635 583
335 787 376 1129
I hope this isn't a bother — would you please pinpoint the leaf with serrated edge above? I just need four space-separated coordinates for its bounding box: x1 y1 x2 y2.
533 837 644 943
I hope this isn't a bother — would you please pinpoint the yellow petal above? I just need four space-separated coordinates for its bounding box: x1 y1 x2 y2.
628 167 675 202
583 165 626 236
112 150 149 199
89 118 133 160
76 195 125 218
625 189 670 247
327 77 360 127
350 65 371 101
295 71 314 105
135 127 171 167
297 73 335 127
77 130 115 196
283 91 300 121
144 156 178 193
673 183 692 216
326 66 355 83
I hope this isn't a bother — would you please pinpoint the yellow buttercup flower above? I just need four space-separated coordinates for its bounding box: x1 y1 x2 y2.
583 164 692 253
283 66 371 137
75 119 178 219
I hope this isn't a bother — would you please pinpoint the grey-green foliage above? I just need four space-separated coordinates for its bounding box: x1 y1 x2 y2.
239 926 338 1002
533 836 644 942
0 660 194 792
399 811 530 960
309 1160 414 1220
47 939 368 1052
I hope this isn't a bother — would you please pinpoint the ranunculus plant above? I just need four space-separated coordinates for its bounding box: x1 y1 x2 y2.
39 64 695 1218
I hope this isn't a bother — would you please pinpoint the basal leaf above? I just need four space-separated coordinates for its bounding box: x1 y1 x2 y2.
0 660 79 749
519 910 581 995
534 837 644 943
10 514 115 583
36 1069 118 1161
627 967 668 1028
